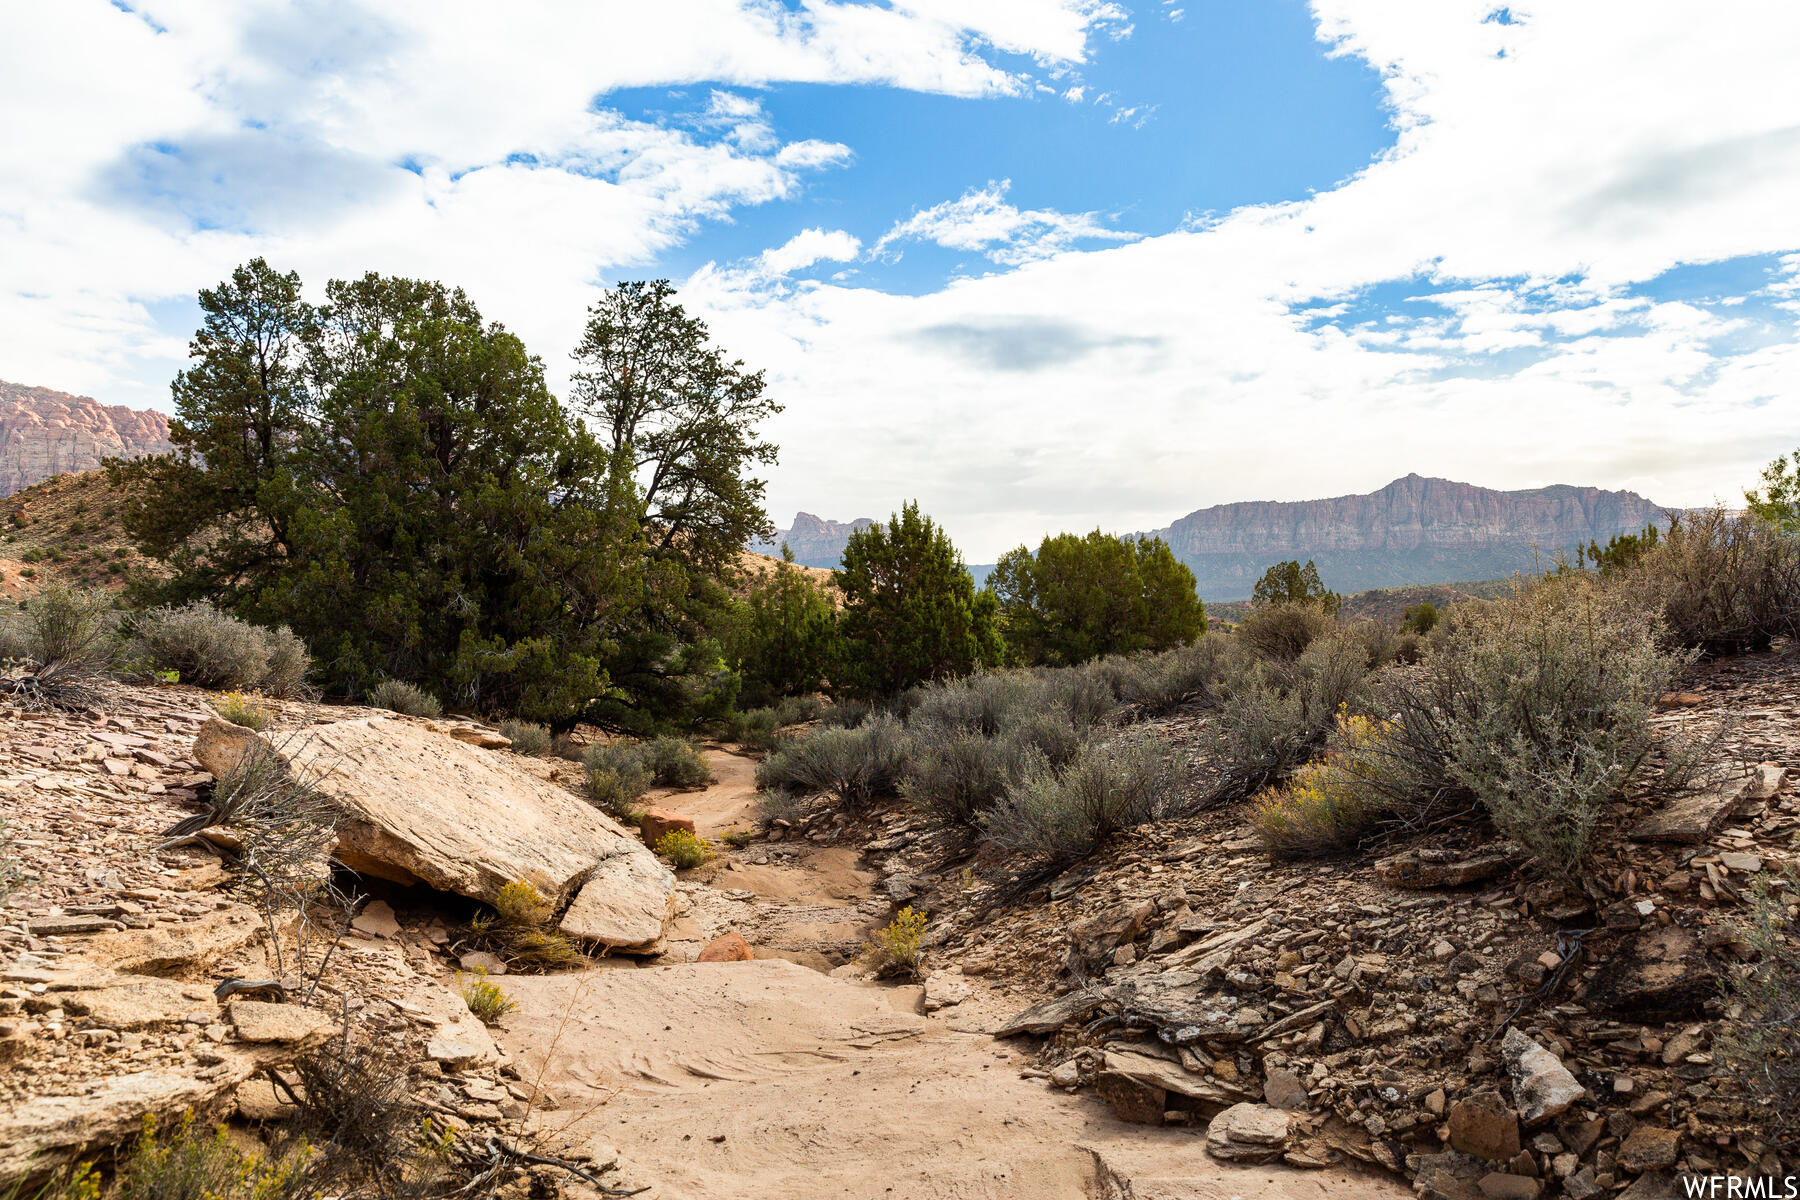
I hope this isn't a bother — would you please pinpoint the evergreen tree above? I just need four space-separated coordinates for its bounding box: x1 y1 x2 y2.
1746 448 1800 534
988 531 1204 665
1251 559 1341 614
834 502 1001 696
729 556 840 706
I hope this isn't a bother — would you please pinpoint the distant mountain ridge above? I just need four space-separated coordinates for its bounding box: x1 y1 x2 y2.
763 474 1669 600
751 512 875 569
1152 473 1668 599
0 380 172 497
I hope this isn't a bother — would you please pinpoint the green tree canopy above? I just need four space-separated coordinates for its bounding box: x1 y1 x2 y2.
113 260 648 722
834 502 1002 697
1251 559 1341 614
1400 601 1440 635
727 555 840 707
988 530 1205 666
1746 448 1800 534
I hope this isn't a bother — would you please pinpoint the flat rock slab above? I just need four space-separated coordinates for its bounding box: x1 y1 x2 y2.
995 989 1107 1037
227 999 333 1045
1586 927 1714 1020
1102 1048 1240 1109
1629 776 1753 844
1375 848 1512 889
1205 1102 1291 1163
251 716 666 908
60 977 219 1031
559 849 678 952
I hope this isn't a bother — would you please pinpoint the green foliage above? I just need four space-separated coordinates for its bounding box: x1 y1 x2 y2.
863 906 928 979
724 705 780 751
1233 601 1334 661
1252 712 1395 857
653 828 714 869
727 558 840 707
126 602 311 696
1400 601 1439 635
755 713 907 809
834 502 1002 697
216 691 272 731
497 718 551 756
114 259 651 722
366 678 442 718
1745 446 1800 534
1251 559 1341 614
1 583 115 671
1581 522 1662 576
1718 868 1800 1152
976 731 1178 865
988 530 1205 666
645 735 711 787
460 970 516 1025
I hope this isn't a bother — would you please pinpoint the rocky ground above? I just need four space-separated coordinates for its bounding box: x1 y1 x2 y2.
833 640 1800 1199
5 644 1793 1199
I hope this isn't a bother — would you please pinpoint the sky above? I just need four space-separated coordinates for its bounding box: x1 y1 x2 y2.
3 0 1798 559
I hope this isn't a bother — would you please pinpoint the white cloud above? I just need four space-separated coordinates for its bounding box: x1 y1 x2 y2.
760 228 863 276
873 180 1138 266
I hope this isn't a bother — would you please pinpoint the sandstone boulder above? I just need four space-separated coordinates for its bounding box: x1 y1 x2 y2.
1450 1091 1522 1161
1375 848 1511 889
1629 773 1755 844
698 932 754 962
1204 1102 1291 1163
639 807 696 846
558 850 677 952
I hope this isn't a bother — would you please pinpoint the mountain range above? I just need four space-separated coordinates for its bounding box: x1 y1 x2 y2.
761 474 1669 600
0 380 172 496
0 382 1670 600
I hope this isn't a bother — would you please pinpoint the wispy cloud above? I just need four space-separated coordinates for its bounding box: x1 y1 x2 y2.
873 180 1138 266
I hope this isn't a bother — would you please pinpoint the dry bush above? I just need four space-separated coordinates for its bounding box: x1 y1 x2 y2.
580 741 650 820
470 880 584 969
216 691 272 731
645 735 710 787
365 678 441 717
459 970 516 1025
1201 629 1375 805
1718 868 1800 1154
496 719 550 756
754 787 803 830
127 602 311 696
653 828 713 869
1116 639 1224 714
1252 711 1395 856
282 1038 432 1198
1372 575 1687 877
863 906 928 979
1234 602 1334 661
1626 507 1800 655
107 1111 317 1200
725 706 779 751
0 585 117 711
977 730 1178 864
755 713 908 809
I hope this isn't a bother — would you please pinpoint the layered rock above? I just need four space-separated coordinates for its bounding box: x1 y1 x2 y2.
750 512 875 569
1153 474 1668 599
0 380 172 496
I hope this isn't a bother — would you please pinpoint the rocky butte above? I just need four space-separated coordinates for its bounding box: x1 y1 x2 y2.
751 511 876 569
1153 474 1669 599
0 380 173 497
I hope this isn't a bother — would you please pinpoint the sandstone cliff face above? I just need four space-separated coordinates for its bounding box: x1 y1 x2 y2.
753 512 875 569
1157 474 1668 599
0 380 173 497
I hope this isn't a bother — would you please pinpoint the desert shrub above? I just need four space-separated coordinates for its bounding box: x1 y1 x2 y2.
721 827 754 849
863 905 928 979
365 678 441 718
581 741 651 819
755 787 803 829
901 732 1020 826
1116 639 1223 714
653 828 714 869
470 879 584 968
645 735 710 787
1234 602 1334 661
773 694 825 726
127 602 310 694
497 718 551 756
106 1111 315 1200
1626 507 1800 656
755 713 907 808
0 585 117 711
460 969 516 1024
725 706 779 751
1252 712 1396 856
215 691 272 731
286 1040 431 1197
819 697 873 728
1373 576 1686 877
1718 868 1800 1153
1202 629 1374 804
1401 602 1440 635
978 731 1178 864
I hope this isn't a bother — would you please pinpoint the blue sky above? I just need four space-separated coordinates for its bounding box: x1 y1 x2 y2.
3 1 1798 558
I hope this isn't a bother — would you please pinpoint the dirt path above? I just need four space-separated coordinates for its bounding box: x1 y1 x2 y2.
491 752 1410 1200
